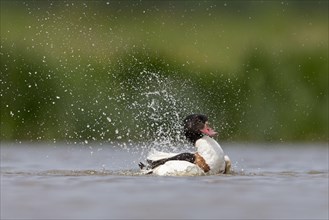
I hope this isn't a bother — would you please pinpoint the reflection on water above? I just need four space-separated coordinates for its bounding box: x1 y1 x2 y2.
2 169 329 178
1 143 328 219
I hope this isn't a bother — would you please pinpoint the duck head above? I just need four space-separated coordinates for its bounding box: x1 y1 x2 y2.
183 114 218 144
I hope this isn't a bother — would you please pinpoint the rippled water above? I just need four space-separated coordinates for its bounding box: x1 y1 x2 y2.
1 143 328 219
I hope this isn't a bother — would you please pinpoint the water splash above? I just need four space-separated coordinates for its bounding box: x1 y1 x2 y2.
116 69 204 155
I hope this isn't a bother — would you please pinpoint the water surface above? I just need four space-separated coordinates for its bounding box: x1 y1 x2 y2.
1 143 328 219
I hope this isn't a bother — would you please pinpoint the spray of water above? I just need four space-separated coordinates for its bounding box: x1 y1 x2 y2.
113 69 206 158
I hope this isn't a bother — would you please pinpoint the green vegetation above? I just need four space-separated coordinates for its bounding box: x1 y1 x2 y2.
1 1 328 143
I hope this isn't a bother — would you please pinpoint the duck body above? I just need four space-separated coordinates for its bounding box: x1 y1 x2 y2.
143 136 226 176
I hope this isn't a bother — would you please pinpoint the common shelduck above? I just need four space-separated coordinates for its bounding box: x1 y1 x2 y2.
139 114 231 176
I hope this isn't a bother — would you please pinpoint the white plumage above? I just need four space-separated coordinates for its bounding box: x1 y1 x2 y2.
152 160 205 176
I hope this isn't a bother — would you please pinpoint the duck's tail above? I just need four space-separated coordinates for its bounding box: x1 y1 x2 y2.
138 162 153 174
138 162 146 169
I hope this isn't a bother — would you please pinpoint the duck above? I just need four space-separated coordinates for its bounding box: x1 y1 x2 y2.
139 114 231 176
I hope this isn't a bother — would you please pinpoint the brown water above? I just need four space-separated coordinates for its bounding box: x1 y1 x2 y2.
1 143 328 219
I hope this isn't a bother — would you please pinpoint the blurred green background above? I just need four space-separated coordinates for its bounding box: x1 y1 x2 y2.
1 1 328 143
